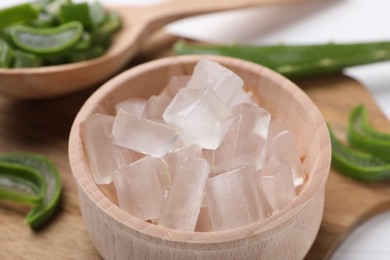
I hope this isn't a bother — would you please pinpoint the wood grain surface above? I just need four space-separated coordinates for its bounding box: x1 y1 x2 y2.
1 32 390 260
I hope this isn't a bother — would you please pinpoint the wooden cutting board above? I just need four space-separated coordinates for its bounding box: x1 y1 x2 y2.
1 32 390 260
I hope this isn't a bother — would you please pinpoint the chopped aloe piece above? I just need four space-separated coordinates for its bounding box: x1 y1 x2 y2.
0 30 11 44
0 161 46 205
349 105 390 141
74 32 91 51
0 3 40 30
348 105 390 161
329 124 390 182
13 50 43 68
42 53 68 66
92 11 121 47
0 39 13 68
69 45 104 62
27 12 57 28
44 0 71 18
89 1 106 28
100 11 122 35
0 175 41 204
11 21 83 55
0 153 62 229
60 2 92 29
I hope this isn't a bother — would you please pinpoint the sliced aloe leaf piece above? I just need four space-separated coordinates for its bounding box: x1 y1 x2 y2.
10 21 83 55
0 153 62 229
0 161 46 205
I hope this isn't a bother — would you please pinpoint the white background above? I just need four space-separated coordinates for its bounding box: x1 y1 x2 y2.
1 0 390 259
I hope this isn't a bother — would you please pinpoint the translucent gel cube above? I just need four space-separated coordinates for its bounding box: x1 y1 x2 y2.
206 166 265 231
141 95 172 122
163 87 234 149
162 145 203 184
186 58 253 107
112 156 169 221
80 113 143 184
159 75 191 98
158 158 210 231
111 109 178 158
210 103 271 174
257 158 296 214
267 119 306 187
115 98 147 117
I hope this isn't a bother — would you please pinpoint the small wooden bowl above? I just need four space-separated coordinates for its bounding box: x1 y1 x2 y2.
68 55 331 259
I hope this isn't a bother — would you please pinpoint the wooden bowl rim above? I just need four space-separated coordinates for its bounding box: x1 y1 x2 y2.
69 55 331 244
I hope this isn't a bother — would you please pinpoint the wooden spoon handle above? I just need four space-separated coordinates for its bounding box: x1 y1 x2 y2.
142 0 310 34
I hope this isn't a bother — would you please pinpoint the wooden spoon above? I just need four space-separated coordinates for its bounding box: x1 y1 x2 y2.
0 0 305 99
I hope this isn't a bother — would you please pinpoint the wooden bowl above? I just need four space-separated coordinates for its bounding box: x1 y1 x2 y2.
68 55 331 259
